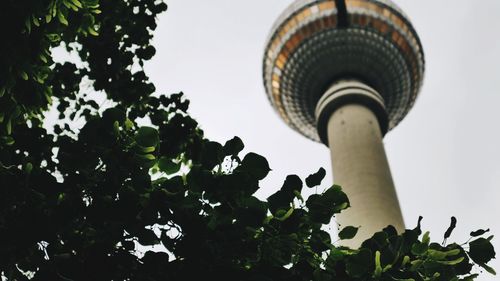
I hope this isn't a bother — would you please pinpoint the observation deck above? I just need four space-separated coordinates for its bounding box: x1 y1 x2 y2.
263 0 425 142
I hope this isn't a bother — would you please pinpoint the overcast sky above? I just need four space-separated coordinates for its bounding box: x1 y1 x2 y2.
144 1 500 277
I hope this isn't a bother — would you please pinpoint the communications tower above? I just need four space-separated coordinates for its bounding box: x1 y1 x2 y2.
263 0 425 246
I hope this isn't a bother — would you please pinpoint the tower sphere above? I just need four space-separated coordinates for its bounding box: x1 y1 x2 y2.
263 0 425 143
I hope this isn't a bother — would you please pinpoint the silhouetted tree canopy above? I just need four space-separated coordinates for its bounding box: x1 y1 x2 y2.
0 0 495 280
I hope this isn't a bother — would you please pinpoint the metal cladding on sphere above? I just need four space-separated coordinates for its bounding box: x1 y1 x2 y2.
263 0 425 142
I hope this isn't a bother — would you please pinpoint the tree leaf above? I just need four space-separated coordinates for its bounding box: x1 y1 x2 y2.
200 141 223 169
20 71 28 80
137 229 160 246
374 251 383 278
306 185 349 224
339 226 359 240
88 27 99 36
479 263 496 275
223 136 244 156
241 152 270 180
275 207 294 221
138 154 155 161
158 157 181 174
24 162 33 175
135 126 159 147
470 229 490 237
411 241 428 256
6 119 12 135
461 274 479 281
435 257 464 265
469 238 496 264
444 216 457 240
305 167 326 188
70 0 83 8
280 174 303 197
268 190 292 215
346 248 372 278
57 11 68 25
422 231 431 245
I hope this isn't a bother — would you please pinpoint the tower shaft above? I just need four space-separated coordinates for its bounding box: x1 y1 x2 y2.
327 103 404 247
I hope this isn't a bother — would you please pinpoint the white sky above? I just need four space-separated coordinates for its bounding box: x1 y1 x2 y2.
145 1 500 278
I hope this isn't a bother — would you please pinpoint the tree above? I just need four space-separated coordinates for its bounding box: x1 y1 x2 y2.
0 0 495 280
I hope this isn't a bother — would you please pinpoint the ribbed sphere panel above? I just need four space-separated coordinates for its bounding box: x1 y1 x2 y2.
263 0 425 142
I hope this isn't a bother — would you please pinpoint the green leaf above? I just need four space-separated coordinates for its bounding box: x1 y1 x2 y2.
461 274 479 281
158 157 181 174
401 255 411 267
88 27 99 36
479 263 496 275
435 257 464 265
327 247 346 263
135 127 159 147
57 11 68 25
70 0 83 8
201 141 223 169
68 2 79 11
140 146 156 153
2 136 15 146
411 241 428 256
346 248 372 278
470 229 490 237
82 0 99 8
268 190 292 215
305 167 326 187
339 226 359 240
240 152 270 180
444 249 461 256
137 229 160 246
6 119 12 135
374 251 382 278
469 237 496 264
306 185 349 224
51 3 57 17
275 207 294 221
113 121 121 136
20 71 29 80
223 136 244 156
62 0 72 9
410 259 423 271
422 231 431 245
428 249 449 260
124 119 134 130
310 230 331 252
137 154 156 161
280 175 303 197
32 16 40 27
25 18 31 33
382 264 392 273
46 33 61 42
444 216 457 240
24 162 33 175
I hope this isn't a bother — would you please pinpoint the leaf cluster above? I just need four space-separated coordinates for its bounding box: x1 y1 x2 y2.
0 1 495 281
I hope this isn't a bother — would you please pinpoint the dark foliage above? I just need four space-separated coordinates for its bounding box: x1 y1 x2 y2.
0 0 495 280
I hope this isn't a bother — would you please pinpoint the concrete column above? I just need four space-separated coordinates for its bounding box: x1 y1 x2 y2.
315 80 405 248
327 103 404 247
